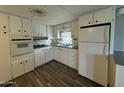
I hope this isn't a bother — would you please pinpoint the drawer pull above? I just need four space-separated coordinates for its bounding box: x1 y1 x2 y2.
20 62 22 64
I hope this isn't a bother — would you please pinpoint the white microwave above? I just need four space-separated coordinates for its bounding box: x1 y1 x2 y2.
11 39 33 57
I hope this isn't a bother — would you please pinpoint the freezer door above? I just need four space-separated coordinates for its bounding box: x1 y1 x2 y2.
79 25 110 43
79 42 109 86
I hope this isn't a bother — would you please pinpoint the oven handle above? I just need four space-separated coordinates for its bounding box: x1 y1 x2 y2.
11 40 33 44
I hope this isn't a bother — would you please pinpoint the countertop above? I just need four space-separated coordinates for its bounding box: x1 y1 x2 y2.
114 50 124 66
33 45 51 49
52 44 78 49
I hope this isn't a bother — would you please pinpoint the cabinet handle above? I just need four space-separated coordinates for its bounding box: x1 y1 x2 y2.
88 22 91 24
25 60 28 63
96 20 98 23
4 32 7 34
20 62 22 64
24 30 26 32
3 26 6 28
18 30 21 32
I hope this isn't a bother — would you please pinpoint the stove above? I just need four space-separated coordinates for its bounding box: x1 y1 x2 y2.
33 44 49 49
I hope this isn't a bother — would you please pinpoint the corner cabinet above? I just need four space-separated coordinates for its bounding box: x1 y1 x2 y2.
53 46 78 70
79 7 114 27
34 47 53 68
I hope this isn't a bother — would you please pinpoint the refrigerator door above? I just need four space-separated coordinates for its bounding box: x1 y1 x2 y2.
79 25 110 43
79 42 109 86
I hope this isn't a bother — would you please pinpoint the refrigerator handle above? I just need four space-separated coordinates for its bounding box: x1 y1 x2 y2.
103 44 108 60
104 26 109 42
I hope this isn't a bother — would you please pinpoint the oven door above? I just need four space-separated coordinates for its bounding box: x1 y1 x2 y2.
11 40 33 56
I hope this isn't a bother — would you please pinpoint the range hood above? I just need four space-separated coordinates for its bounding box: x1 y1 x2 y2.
33 36 48 40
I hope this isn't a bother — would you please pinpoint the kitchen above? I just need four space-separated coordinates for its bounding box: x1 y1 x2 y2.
0 5 124 87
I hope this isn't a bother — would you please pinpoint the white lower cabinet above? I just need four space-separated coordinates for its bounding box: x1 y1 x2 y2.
60 48 68 65
53 47 60 62
24 56 35 74
53 46 78 70
34 47 53 67
35 49 45 67
11 60 24 79
68 49 78 69
45 47 53 63
11 53 34 79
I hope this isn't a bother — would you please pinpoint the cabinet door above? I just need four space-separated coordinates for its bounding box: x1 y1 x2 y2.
22 18 32 36
0 29 11 82
60 48 68 65
53 47 60 61
24 56 34 73
34 49 45 67
64 22 72 29
39 24 47 37
93 7 114 24
44 48 53 63
47 25 53 39
53 26 58 38
35 53 42 67
68 49 78 69
79 13 93 27
71 21 78 39
9 16 22 35
0 13 8 30
32 20 40 36
11 61 24 79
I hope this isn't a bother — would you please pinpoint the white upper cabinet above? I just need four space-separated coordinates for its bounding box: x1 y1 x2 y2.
32 20 48 37
79 13 93 27
64 22 72 30
9 16 32 36
0 13 8 30
93 7 114 24
22 18 32 36
53 21 78 39
47 25 53 39
79 7 114 27
71 21 78 39
39 24 47 37
9 16 22 35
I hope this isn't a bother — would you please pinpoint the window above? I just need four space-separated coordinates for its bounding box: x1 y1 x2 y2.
60 31 72 45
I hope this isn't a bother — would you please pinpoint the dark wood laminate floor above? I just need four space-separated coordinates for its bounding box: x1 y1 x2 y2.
12 61 102 87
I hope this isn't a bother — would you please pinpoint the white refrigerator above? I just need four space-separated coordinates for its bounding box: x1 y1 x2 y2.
78 25 110 86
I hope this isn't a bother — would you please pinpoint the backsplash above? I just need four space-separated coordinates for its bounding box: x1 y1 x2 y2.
33 39 51 45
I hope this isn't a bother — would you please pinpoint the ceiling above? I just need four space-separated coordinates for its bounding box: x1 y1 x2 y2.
0 5 111 25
